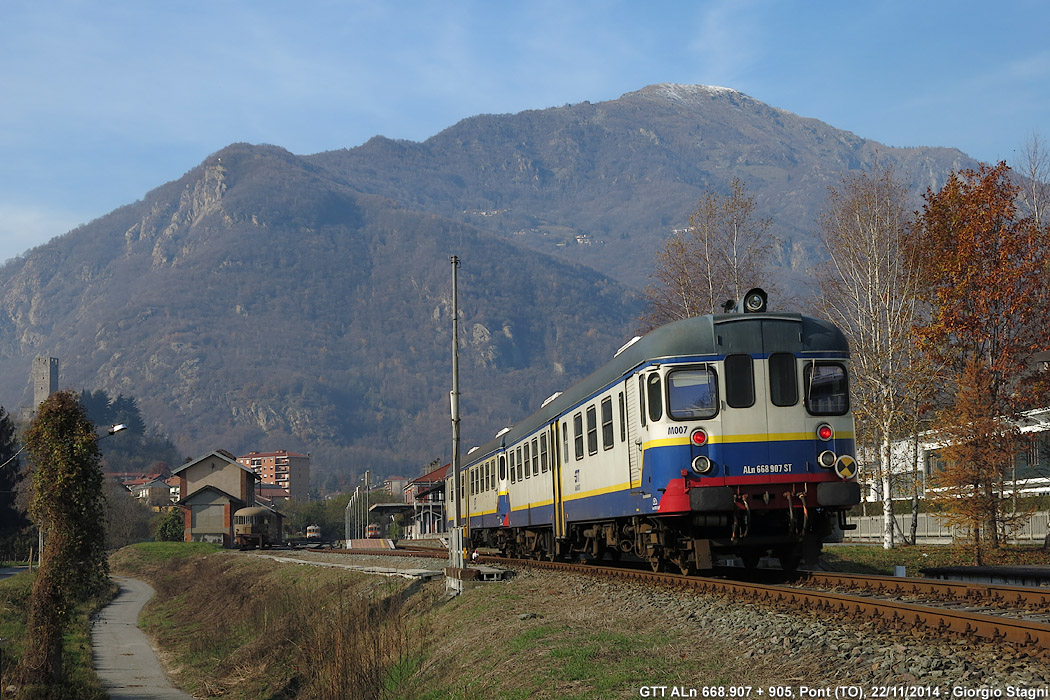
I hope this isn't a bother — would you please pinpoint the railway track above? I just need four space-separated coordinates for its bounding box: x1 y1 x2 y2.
797 571 1050 617
332 546 1050 652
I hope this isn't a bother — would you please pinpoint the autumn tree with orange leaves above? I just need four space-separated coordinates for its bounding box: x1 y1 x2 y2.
909 162 1050 556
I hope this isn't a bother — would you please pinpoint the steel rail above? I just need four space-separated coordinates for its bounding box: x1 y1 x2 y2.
800 571 1050 608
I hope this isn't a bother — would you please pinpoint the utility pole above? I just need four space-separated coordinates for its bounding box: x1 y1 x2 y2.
448 255 465 593
362 469 370 539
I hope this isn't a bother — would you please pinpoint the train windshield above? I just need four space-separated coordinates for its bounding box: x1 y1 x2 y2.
804 363 849 415
667 368 718 420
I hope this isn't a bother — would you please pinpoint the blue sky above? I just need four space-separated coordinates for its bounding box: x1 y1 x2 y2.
2 0 1048 264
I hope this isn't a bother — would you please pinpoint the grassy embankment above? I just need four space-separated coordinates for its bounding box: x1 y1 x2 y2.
110 542 429 699
110 542 1050 700
111 543 814 700
3 541 1048 699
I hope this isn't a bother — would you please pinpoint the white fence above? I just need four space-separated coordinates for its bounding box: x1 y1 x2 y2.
844 510 1050 544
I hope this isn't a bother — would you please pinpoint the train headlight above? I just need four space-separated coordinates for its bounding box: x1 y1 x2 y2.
816 423 834 441
691 455 713 474
818 450 837 469
742 288 768 313
691 428 709 446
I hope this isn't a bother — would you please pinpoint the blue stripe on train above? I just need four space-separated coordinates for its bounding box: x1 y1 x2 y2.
467 436 855 529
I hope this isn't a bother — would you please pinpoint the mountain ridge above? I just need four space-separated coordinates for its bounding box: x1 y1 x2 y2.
0 85 980 487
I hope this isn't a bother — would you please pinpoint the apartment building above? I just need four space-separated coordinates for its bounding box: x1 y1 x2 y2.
237 450 310 500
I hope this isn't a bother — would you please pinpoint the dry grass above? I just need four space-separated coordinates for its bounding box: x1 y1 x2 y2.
112 544 427 699
110 544 844 699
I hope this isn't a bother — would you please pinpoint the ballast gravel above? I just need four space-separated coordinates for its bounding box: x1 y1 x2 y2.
561 574 1050 691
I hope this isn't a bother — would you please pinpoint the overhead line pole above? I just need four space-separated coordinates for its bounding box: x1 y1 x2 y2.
448 255 464 593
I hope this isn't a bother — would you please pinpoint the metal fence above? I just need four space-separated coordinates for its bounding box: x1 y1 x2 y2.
844 510 1050 545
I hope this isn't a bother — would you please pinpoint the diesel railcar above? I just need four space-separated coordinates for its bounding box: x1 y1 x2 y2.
448 290 860 573
233 506 280 550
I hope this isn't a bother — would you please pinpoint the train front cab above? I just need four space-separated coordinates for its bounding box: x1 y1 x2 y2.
634 314 861 571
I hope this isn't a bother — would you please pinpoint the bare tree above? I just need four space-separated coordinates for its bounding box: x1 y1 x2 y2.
1017 132 1050 227
643 178 777 327
816 163 928 550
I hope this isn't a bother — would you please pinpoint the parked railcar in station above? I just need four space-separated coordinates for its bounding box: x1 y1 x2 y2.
448 289 860 573
234 506 281 550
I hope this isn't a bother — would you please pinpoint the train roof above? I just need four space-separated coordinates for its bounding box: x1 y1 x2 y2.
462 312 848 466
234 505 276 517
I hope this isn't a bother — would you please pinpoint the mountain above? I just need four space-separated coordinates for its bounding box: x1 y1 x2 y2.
307 84 977 291
0 85 979 488
0 144 639 486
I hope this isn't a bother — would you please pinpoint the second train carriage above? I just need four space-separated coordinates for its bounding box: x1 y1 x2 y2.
448 291 861 573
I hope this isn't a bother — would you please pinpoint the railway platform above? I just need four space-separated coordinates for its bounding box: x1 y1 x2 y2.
257 553 445 580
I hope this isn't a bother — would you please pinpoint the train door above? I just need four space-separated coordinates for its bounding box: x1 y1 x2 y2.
762 320 806 472
624 375 643 489
717 353 769 480
551 422 565 538
497 453 510 527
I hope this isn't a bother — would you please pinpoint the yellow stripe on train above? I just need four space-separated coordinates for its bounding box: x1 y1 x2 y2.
644 430 856 449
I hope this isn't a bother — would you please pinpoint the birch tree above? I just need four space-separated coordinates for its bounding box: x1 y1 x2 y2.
1017 132 1050 227
816 163 925 550
643 178 776 327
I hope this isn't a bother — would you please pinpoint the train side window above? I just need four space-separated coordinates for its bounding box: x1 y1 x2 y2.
586 405 598 455
618 392 626 443
573 413 584 460
524 441 531 478
486 461 492 491
769 352 799 406
601 397 614 450
540 434 548 472
531 437 539 476
509 451 516 483
517 446 524 481
562 422 569 461
668 367 719 420
725 355 755 408
500 455 507 481
647 373 663 422
804 363 849 416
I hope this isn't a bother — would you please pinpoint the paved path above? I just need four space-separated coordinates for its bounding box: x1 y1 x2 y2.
0 566 27 579
92 577 194 699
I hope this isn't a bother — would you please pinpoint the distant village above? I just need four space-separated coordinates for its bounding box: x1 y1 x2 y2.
20 355 446 550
